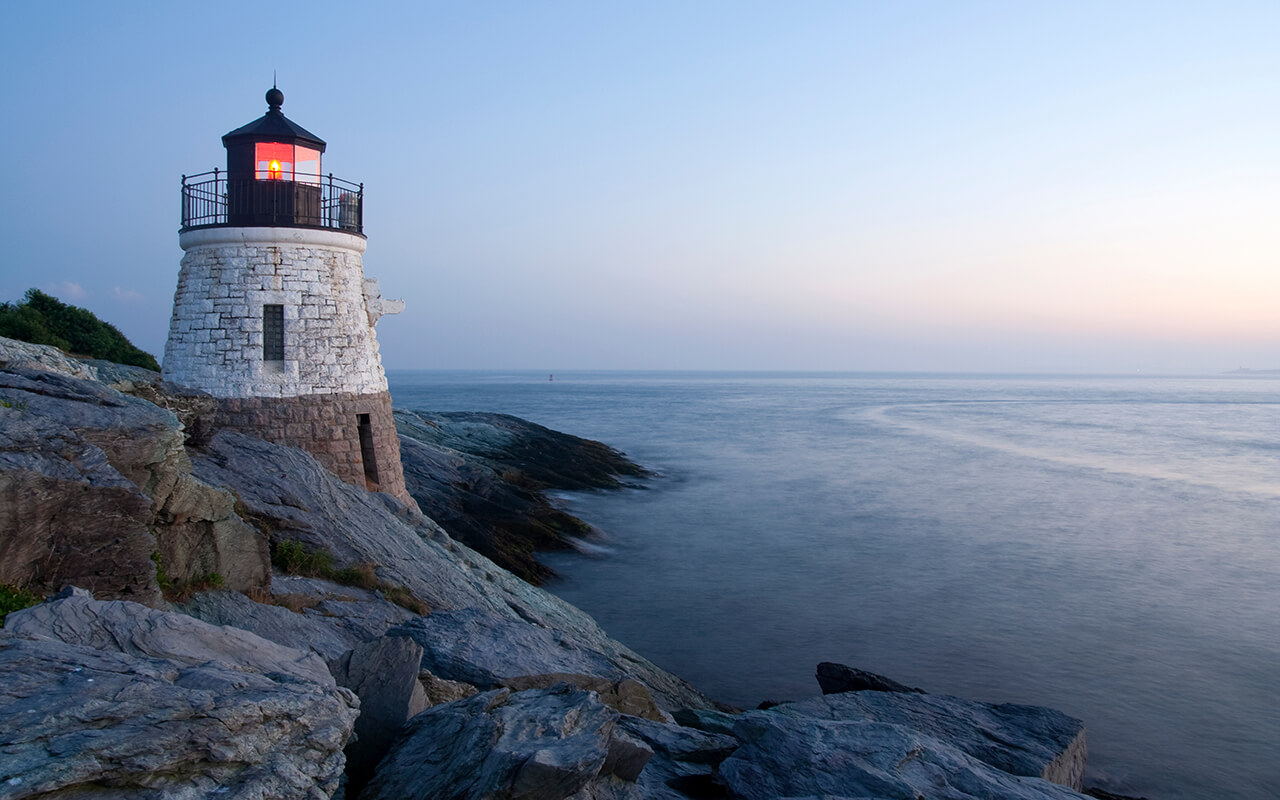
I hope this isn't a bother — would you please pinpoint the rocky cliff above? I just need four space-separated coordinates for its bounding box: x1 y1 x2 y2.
395 409 648 584
0 337 1114 799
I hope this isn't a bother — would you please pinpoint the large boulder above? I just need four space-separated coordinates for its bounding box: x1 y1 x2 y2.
0 366 267 602
0 594 358 799
362 684 650 800
774 691 1088 790
718 711 1088 800
190 428 715 713
606 715 741 800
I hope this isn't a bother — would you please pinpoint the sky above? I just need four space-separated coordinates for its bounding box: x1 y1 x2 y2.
1 1 1277 373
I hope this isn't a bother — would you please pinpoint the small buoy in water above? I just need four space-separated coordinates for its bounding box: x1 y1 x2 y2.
549 374 554 381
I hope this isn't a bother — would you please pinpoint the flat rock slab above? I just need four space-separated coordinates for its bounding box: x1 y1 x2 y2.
6 595 332 685
388 606 624 689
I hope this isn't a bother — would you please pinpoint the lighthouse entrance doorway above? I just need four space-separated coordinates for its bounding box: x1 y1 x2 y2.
356 413 380 491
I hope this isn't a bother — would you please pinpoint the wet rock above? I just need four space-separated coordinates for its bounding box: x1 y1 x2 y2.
0 594 357 799
396 410 647 491
816 660 927 694
395 410 647 585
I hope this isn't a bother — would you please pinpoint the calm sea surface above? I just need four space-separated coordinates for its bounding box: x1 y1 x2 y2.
387 371 1280 800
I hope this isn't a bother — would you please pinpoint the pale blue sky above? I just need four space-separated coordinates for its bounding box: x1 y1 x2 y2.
2 1 1277 372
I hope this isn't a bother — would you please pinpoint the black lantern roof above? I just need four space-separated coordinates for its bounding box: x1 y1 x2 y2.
180 86 362 234
221 87 326 152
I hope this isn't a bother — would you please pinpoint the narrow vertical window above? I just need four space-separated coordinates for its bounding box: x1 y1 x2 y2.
263 304 284 361
357 413 380 490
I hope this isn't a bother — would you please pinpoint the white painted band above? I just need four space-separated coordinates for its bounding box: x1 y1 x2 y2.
179 226 368 254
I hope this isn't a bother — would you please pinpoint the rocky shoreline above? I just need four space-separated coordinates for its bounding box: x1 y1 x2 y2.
0 337 1141 799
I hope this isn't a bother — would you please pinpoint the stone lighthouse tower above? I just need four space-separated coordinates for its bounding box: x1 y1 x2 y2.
165 86 412 505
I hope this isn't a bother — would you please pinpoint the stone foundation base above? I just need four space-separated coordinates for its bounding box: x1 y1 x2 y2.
214 391 413 507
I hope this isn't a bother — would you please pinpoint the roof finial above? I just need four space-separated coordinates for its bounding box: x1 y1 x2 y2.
266 77 284 113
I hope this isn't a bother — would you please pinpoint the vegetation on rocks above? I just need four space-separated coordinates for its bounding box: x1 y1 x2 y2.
0 289 160 371
0 584 40 626
271 539 428 615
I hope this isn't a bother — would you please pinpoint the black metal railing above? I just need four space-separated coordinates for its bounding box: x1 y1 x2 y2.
180 169 364 234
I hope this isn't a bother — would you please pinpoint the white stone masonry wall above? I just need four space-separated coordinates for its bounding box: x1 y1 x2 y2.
164 227 391 399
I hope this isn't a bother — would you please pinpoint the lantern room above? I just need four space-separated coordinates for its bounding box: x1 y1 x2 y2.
222 87 325 183
180 86 363 234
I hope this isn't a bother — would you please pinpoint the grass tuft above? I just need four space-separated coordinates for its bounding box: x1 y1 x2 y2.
0 584 41 626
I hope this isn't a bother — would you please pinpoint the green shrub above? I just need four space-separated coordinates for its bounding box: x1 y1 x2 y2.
151 550 173 592
269 539 427 615
272 540 336 576
0 585 41 626
0 288 160 371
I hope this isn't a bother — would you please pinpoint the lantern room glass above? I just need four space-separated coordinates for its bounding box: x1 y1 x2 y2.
254 142 321 182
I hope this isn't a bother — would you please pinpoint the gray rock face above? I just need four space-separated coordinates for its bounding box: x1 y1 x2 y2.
719 710 1088 800
0 595 358 800
191 429 714 712
362 684 647 800
328 635 429 795
0 366 267 602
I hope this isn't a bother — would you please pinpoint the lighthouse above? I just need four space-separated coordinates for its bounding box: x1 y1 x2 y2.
164 86 412 505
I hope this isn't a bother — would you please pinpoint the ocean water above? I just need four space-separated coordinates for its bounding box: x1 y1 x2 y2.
387 370 1280 800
